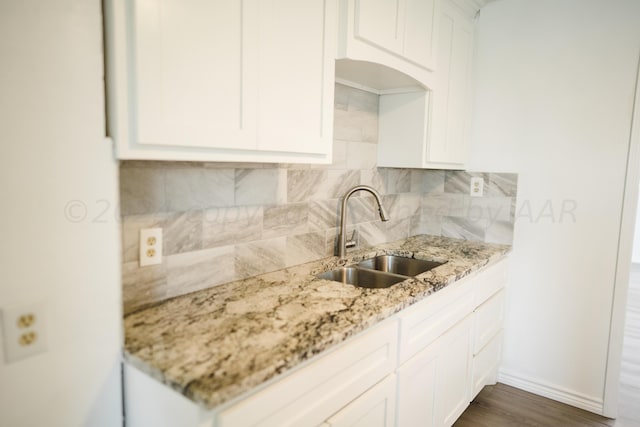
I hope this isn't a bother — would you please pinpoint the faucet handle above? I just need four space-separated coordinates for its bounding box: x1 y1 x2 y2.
345 229 358 249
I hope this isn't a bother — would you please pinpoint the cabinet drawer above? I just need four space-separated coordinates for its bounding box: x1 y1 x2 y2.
398 277 475 365
217 320 398 427
471 330 503 399
325 375 396 427
474 259 507 306
473 289 505 355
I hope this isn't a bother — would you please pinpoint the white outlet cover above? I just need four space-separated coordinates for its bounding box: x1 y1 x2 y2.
470 177 484 197
140 227 163 267
1 301 48 364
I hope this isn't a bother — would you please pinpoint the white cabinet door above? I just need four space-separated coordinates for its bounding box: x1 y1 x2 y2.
396 339 439 427
428 0 474 166
377 0 475 170
256 0 336 156
352 0 437 71
338 0 437 88
434 315 473 427
354 0 404 55
326 375 397 427
471 331 502 399
106 0 335 163
402 0 437 69
397 315 473 427
131 0 256 150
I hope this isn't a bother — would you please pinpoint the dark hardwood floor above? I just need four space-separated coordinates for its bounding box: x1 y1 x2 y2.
454 383 640 427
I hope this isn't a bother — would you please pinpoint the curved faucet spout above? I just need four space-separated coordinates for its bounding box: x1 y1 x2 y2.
337 185 390 259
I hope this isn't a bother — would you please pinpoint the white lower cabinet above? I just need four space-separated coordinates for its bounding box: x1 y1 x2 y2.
325 375 397 427
396 315 473 427
395 260 507 427
396 335 439 427
434 316 474 427
470 288 506 400
216 320 398 427
123 259 507 427
471 331 503 399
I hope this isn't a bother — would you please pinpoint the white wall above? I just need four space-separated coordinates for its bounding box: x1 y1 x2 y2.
469 0 640 414
0 1 122 426
633 184 640 263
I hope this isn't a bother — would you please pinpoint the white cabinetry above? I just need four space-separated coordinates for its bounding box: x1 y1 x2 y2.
396 259 507 427
471 289 505 399
377 0 476 169
217 320 398 427
123 259 507 427
325 375 397 427
434 316 473 427
339 0 437 79
397 316 474 427
428 0 475 166
124 319 398 427
105 0 336 163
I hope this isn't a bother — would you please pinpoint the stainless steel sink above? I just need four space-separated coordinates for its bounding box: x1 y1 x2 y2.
316 267 407 289
358 255 444 277
317 255 445 289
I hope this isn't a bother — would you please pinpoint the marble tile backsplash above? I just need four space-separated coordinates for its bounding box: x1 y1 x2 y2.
120 83 518 314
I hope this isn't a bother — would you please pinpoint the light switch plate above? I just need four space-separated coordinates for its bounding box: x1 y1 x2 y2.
1 301 48 364
140 228 163 267
470 177 484 197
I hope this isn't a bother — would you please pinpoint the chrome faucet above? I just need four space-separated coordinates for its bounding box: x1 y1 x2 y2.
337 185 389 258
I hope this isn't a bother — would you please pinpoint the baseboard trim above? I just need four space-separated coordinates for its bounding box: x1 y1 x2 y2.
498 368 604 415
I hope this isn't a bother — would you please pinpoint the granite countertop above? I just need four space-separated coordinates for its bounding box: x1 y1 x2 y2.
124 235 510 409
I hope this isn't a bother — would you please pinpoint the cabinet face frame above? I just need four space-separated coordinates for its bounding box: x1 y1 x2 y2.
105 0 336 164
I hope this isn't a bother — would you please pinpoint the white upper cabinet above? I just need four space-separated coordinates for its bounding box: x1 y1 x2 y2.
428 0 475 166
377 0 477 169
132 0 254 151
403 0 438 69
256 0 335 156
354 0 405 56
106 0 336 163
337 0 438 88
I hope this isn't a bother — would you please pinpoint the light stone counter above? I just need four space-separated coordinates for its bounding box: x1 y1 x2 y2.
124 235 510 409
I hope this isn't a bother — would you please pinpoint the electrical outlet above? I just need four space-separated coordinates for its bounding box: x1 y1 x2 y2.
1 301 48 363
470 177 484 197
139 228 163 267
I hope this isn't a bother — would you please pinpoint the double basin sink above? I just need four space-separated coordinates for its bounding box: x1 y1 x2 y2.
317 255 445 289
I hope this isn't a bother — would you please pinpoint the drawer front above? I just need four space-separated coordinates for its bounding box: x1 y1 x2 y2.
473 289 505 355
474 259 508 306
471 330 503 399
398 276 475 364
217 319 398 427
325 374 396 427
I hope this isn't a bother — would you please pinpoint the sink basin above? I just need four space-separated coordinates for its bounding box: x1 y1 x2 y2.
358 255 444 276
317 255 445 289
316 267 407 289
